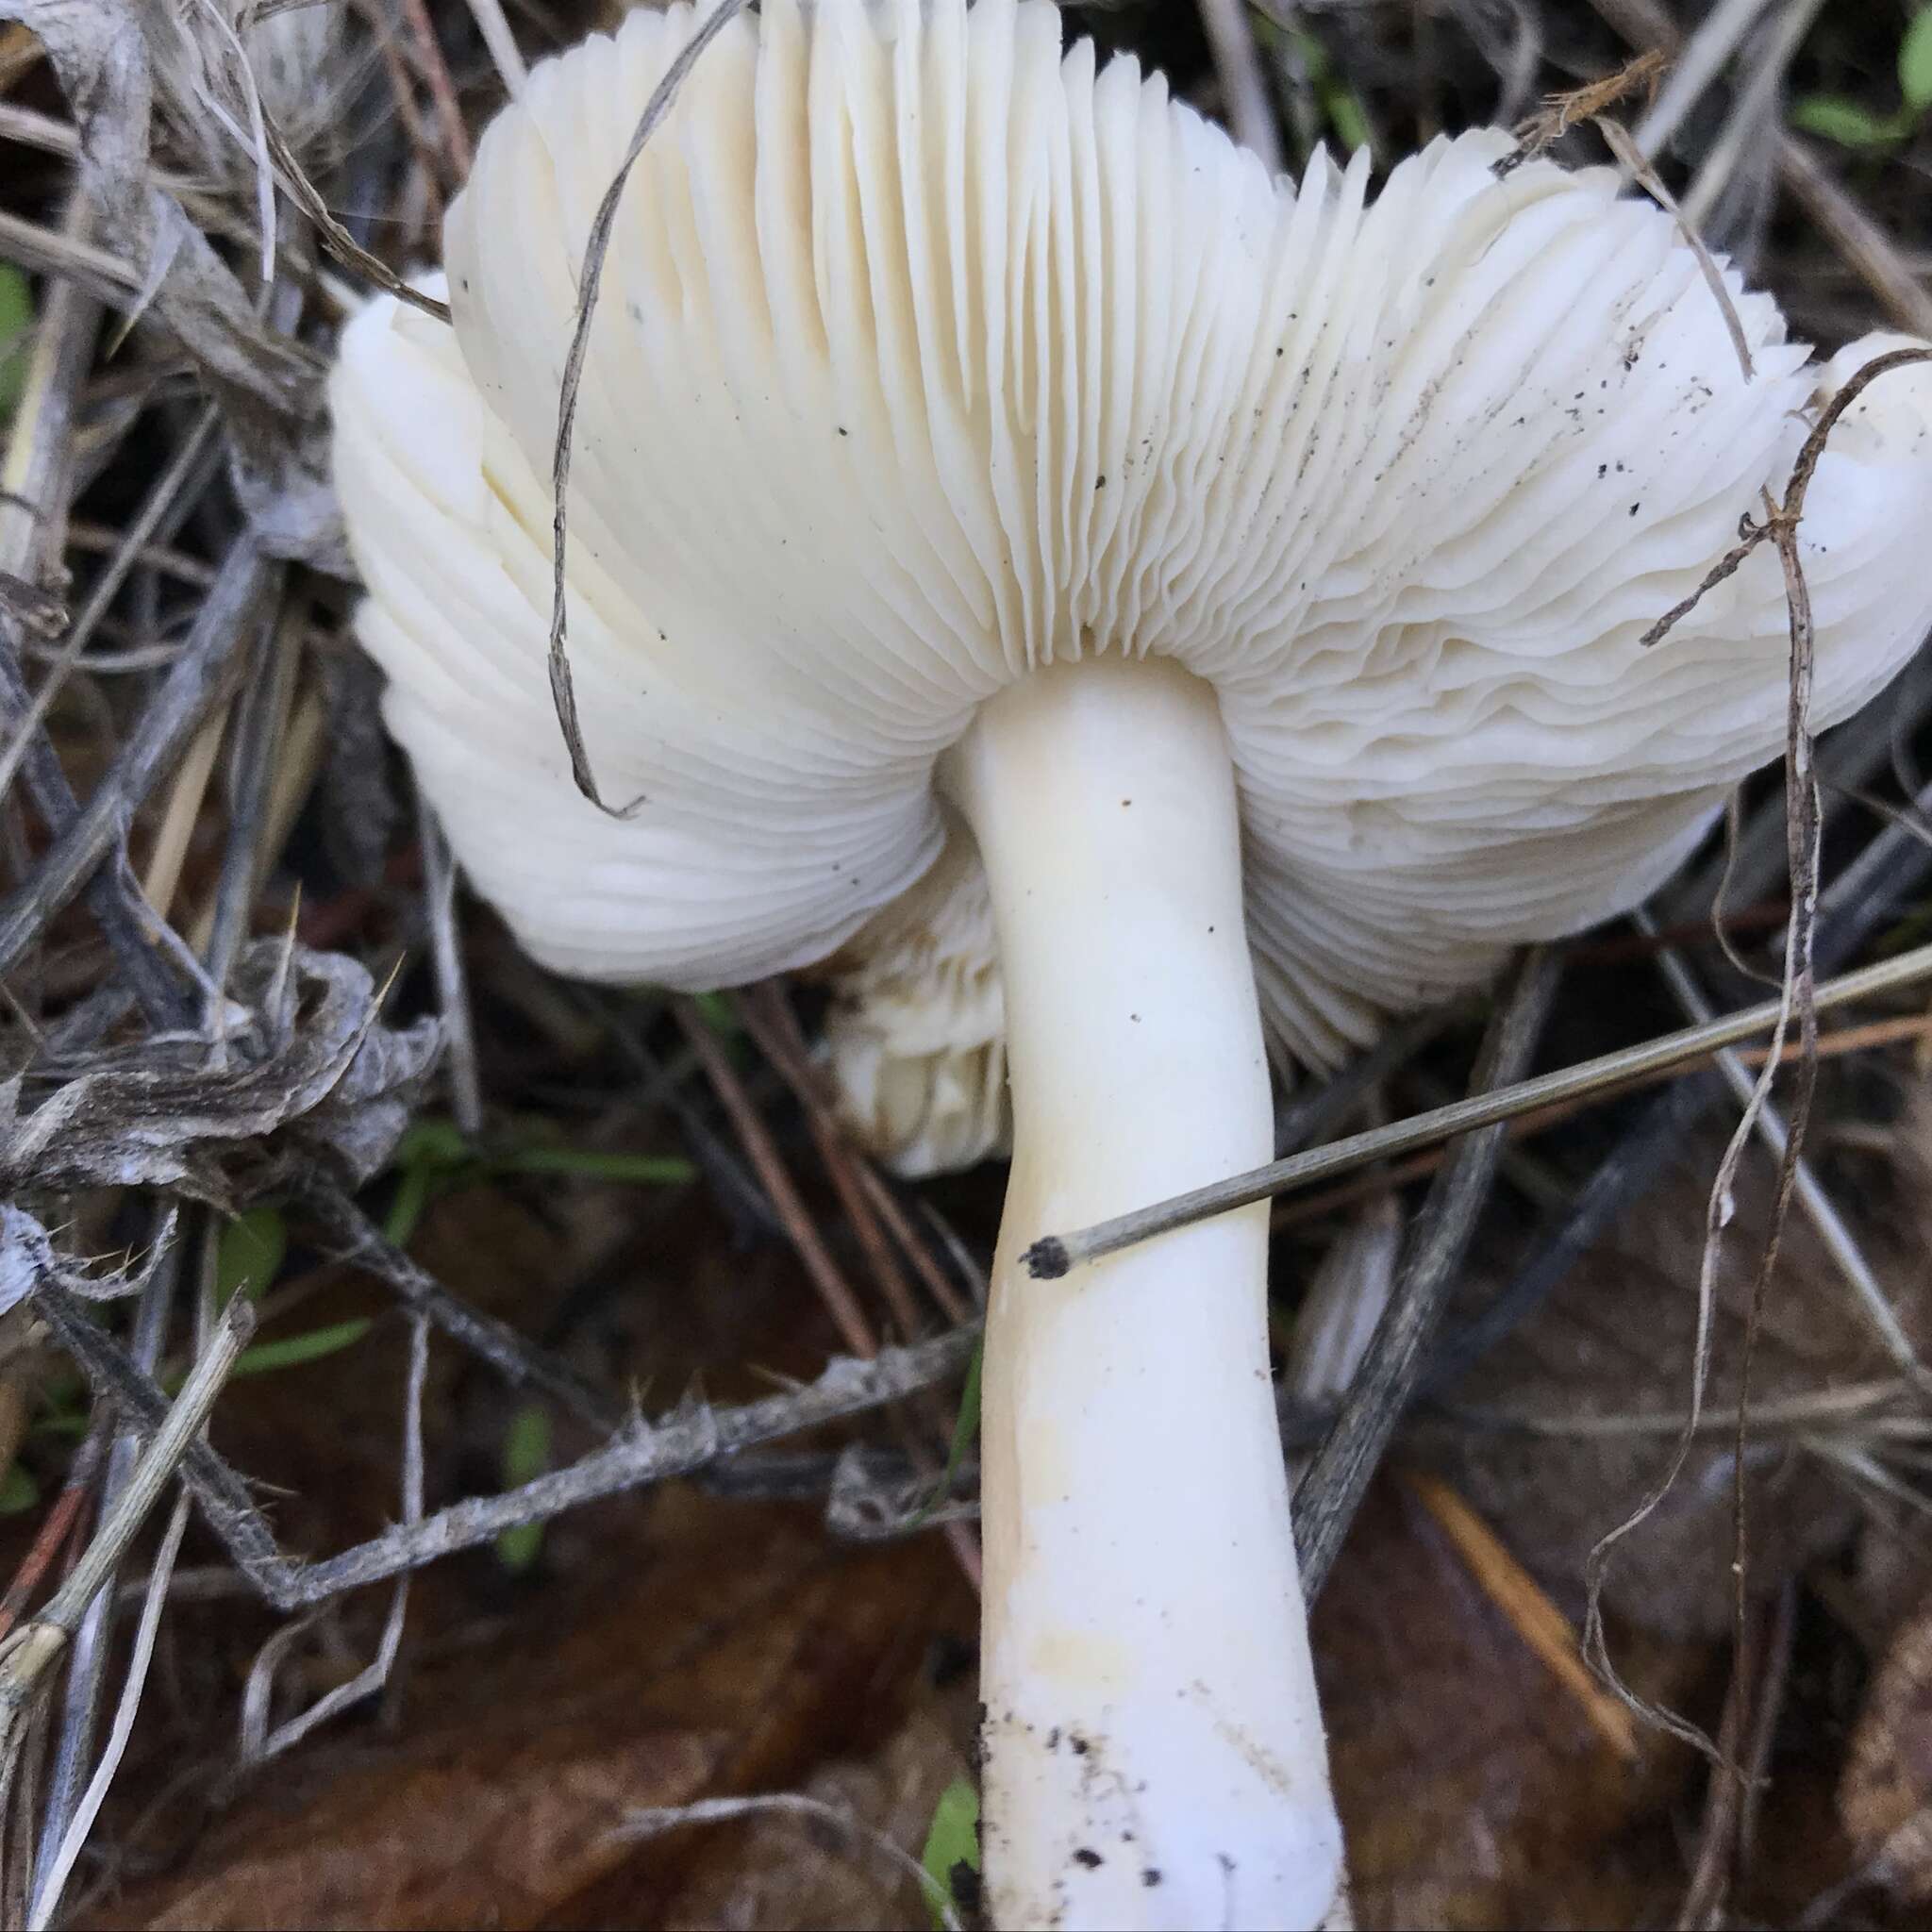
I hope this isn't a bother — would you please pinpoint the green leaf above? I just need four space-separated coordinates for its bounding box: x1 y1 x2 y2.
495 1402 552 1574
378 1119 694 1251
1324 86 1374 157
910 1334 982 1530
227 1317 373 1379
30 1408 91 1442
497 1146 694 1185
393 1117 473 1172
0 264 32 425
690 990 739 1037
382 1162 436 1247
0 1463 39 1515
1790 94 1901 148
1287 27 1330 82
215 1203 287 1306
919 1779 981 1931
383 1117 476 1246
1902 7 1932 112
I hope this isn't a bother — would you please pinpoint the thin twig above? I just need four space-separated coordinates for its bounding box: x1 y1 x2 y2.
240 1326 978 1607
1402 1469 1638 1761
1277 1004 1932 1237
240 1313 425 1764
734 985 925 1342
545 0 752 814
417 791 482 1137
29 1280 287 1586
674 996 879 1361
0 194 196 1030
1647 348 1932 652
1639 910 1926 1387
612 1793 960 1932
1629 0 1778 161
1440 741 1932 1391
461 0 525 96
0 406 220 808
1294 947 1558 1595
854 1160 973 1327
1199 0 1284 174
0 538 281 979
1594 114 1754 379
1027 934 1932 1278
678 993 982 1586
1580 439 1834 1766
298 1180 617 1430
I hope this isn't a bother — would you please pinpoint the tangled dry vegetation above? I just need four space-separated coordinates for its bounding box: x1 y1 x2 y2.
3 0 1932 1926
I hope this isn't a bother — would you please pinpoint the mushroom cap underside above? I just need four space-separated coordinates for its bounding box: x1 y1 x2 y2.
331 0 1932 1074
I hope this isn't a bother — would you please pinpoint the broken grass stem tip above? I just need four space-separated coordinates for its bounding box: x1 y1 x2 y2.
1024 935 1932 1279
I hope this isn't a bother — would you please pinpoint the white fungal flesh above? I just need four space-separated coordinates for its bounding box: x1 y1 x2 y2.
327 2 1932 1926
943 655 1341 1927
333 0 1932 1062
821 824 1010 1176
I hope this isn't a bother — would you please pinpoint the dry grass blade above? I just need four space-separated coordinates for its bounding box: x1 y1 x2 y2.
1628 0 1778 160
25 1491 189 1930
1578 335 1869 1771
1401 1470 1639 1761
1027 934 1932 1278
0 1296 254 1758
0 207 139 307
1593 113 1754 378
256 105 452 324
0 199 197 1030
674 994 879 1362
544 0 752 815
1198 0 1283 173
1505 49 1666 166
1778 138 1932 339
612 1792 962 1932
1637 912 1924 1386
1584 0 1932 335
0 405 220 807
0 538 280 979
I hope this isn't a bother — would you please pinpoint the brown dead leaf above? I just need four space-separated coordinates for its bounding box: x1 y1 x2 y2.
1316 1479 1704 1930
641 1711 974 1932
1841 1590 1932 1901
98 1490 973 1931
1433 1073 1932 1639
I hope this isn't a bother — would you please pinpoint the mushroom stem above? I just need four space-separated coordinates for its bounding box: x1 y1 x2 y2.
941 656 1344 1931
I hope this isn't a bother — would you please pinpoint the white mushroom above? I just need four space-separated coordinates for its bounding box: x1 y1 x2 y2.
328 2 1932 1925
819 824 1009 1177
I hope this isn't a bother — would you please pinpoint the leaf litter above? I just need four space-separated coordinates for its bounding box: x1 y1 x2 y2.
2 1 1932 1927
